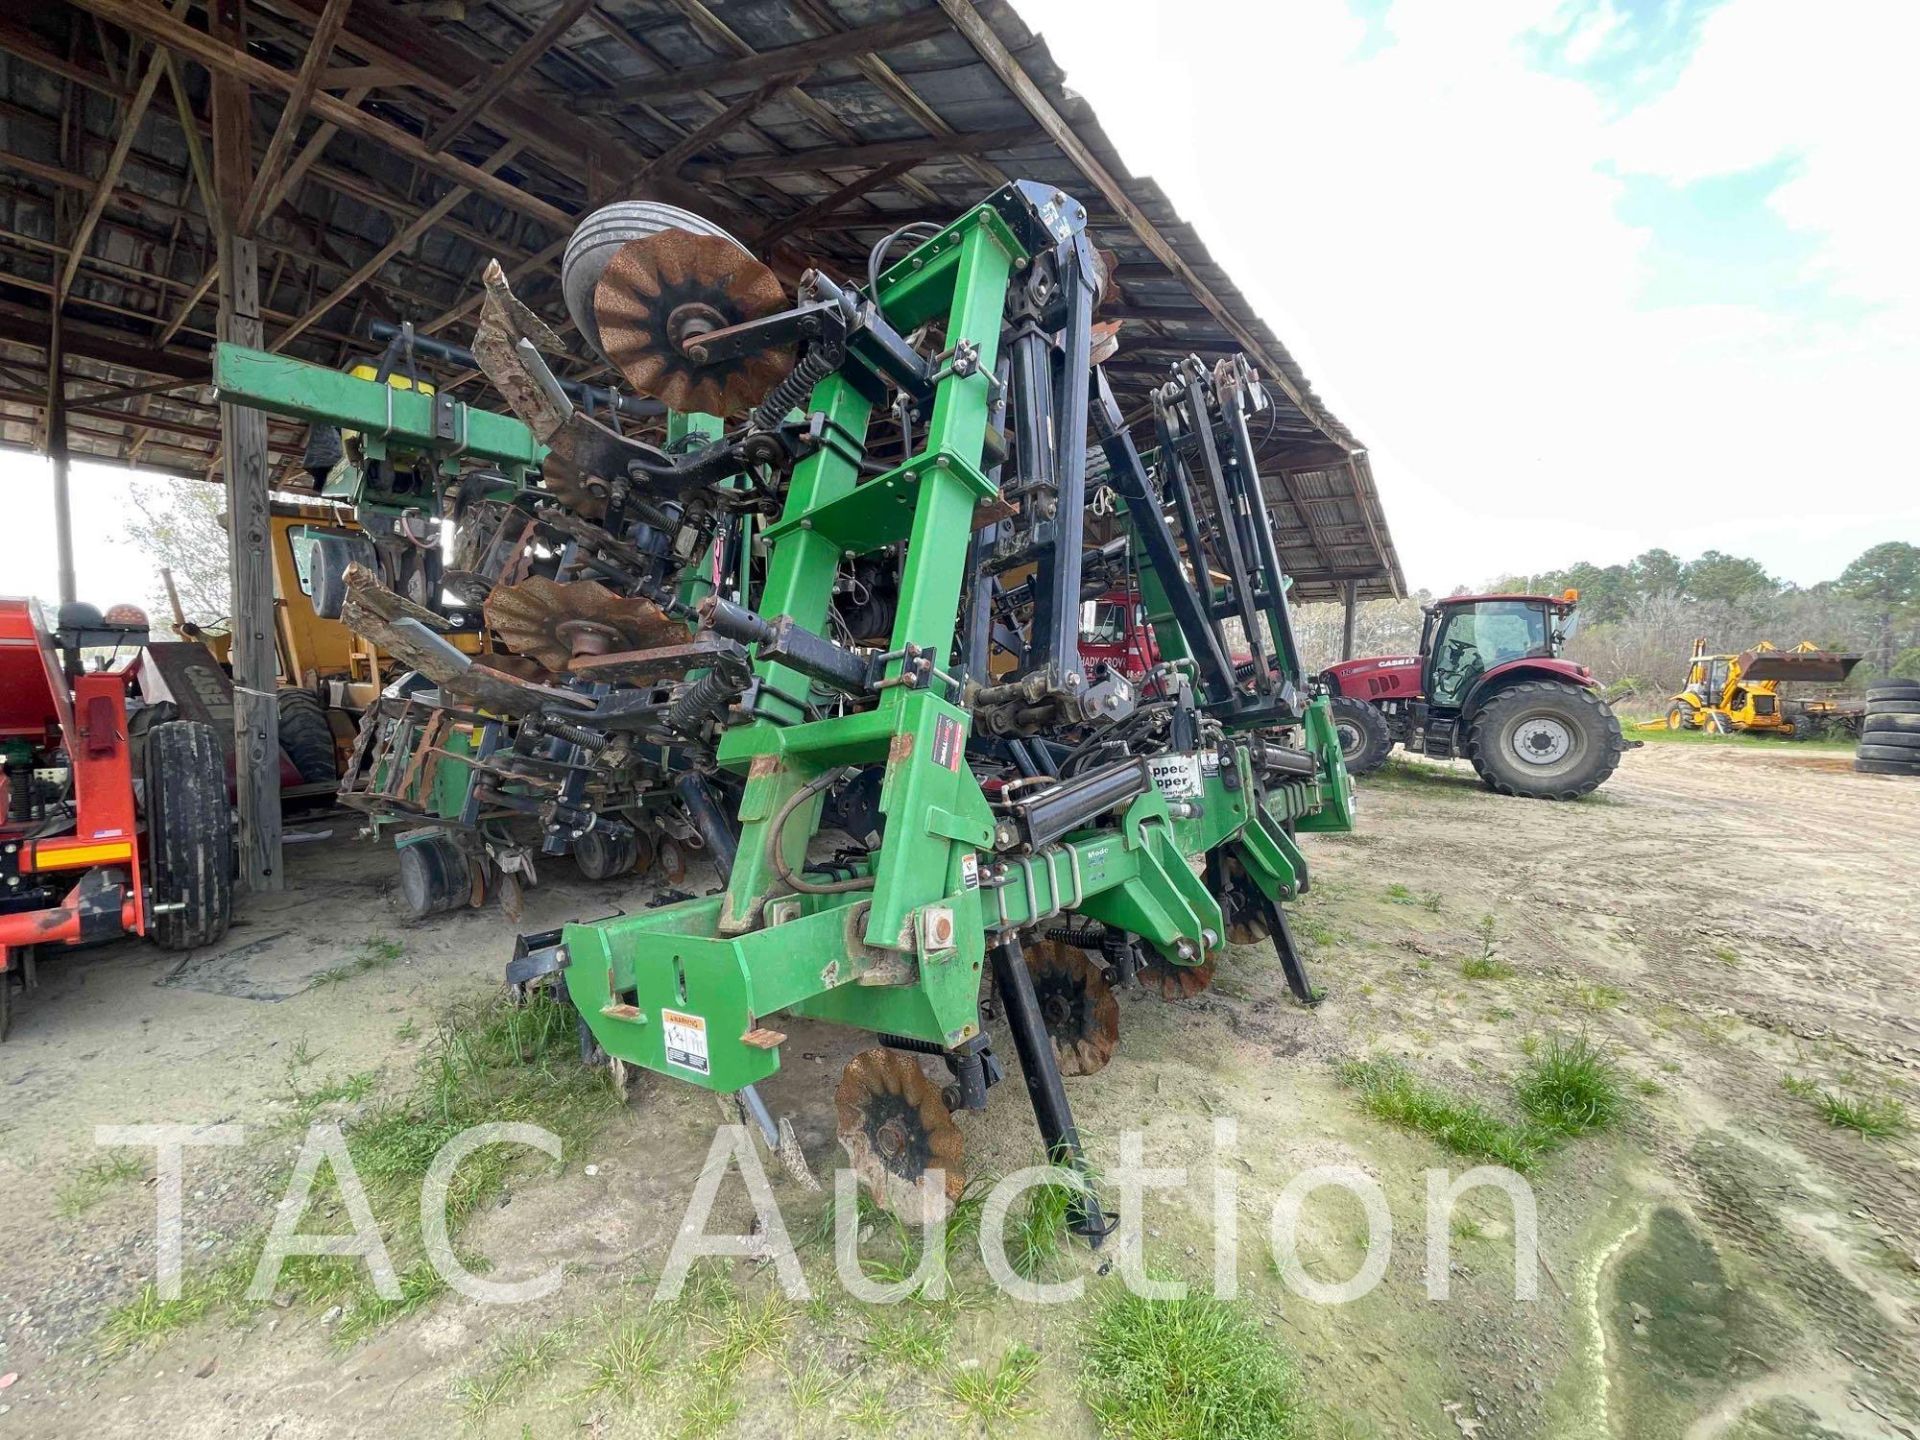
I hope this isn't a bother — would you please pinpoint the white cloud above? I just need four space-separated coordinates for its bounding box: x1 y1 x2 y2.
1013 0 1919 590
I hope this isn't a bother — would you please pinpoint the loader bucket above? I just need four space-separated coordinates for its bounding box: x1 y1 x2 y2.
1735 650 1863 684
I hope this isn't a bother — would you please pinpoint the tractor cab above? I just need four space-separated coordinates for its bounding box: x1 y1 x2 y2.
1420 591 1579 710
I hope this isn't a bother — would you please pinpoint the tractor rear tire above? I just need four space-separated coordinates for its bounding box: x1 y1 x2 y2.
1863 713 1920 736
143 721 233 951
276 687 339 784
1466 681 1625 800
1866 700 1920 716
1866 681 1920 703
1329 695 1393 775
1854 756 1920 776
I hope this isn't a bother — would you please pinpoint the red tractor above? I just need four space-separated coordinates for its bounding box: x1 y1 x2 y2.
1 598 231 1037
1318 590 1630 800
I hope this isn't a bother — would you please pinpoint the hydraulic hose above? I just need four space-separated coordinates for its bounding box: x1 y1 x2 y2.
767 766 875 895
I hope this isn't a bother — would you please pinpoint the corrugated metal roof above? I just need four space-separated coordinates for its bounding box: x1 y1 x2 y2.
0 0 1402 599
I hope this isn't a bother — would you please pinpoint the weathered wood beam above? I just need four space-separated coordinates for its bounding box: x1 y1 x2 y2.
57 4 188 305
237 0 352 234
571 8 948 109
424 0 591 154
753 158 916 250
67 0 576 234
252 84 371 224
209 0 282 893
273 137 520 350
680 127 1036 182
935 0 1341 447
0 16 127 100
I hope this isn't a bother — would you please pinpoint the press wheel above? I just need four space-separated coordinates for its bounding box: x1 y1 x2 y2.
835 1048 964 1224
1025 940 1120 1076
1139 950 1215 1001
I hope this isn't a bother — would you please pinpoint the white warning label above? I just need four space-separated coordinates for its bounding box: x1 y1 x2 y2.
1148 753 1203 800
661 1008 710 1075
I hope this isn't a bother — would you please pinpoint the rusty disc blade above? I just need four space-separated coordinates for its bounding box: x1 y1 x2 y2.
1025 939 1119 1076
484 576 684 671
835 1048 964 1224
1139 951 1215 1001
594 230 793 416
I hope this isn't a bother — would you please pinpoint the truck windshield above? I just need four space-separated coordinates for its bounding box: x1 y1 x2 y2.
1429 601 1550 706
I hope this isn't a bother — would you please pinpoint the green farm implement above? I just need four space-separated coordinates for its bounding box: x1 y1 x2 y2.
216 180 1353 1235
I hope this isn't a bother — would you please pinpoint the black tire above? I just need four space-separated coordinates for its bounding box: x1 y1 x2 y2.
573 826 639 881
1466 681 1625 800
1856 740 1920 761
397 834 467 918
1866 700 1920 717
276 687 339 783
1854 757 1920 776
1866 681 1920 703
1329 695 1394 775
1863 713 1920 736
144 721 233 950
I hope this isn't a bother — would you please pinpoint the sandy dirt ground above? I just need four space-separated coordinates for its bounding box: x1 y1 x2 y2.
0 741 1915 1439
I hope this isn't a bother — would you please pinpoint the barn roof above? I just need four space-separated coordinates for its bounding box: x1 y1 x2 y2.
0 0 1403 601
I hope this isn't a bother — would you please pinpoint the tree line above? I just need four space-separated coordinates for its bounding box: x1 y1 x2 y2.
1296 542 1920 705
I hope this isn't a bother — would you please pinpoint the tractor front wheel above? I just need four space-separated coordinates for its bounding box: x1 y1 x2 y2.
1329 695 1394 775
1467 682 1625 800
143 721 234 950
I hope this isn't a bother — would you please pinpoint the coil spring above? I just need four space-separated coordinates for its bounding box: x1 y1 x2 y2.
1045 925 1108 949
536 718 610 753
667 670 737 734
752 347 838 431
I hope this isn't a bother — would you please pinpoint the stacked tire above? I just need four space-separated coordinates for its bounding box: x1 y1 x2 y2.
1856 681 1920 777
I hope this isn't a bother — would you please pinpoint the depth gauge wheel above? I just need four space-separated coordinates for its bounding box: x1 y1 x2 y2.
835 1048 964 1223
143 721 233 950
1025 940 1120 1076
1466 681 1625 800
573 827 640 881
397 833 468 918
1328 695 1393 775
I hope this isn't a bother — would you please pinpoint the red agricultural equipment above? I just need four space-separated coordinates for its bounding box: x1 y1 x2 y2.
1319 590 1632 800
0 597 231 1037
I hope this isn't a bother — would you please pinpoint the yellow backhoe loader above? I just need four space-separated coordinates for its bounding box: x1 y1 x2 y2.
1664 640 1864 739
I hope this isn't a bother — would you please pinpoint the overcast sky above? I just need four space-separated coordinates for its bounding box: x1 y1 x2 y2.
5 0 1915 608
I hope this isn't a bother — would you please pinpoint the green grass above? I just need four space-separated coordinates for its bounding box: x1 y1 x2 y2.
862 1306 952 1369
55 1154 144 1218
1573 983 1625 1012
1514 1033 1624 1137
1781 1074 1909 1139
1626 722 1857 752
451 1324 572 1421
1082 1292 1307 1440
1461 955 1514 980
1009 1174 1081 1281
311 937 405 987
576 1318 674 1405
1339 1034 1626 1172
943 1342 1042 1430
98 992 619 1356
785 1355 846 1415
1336 1058 1547 1172
96 1250 258 1357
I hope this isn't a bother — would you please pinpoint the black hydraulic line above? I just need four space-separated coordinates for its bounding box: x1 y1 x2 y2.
1221 389 1306 689
367 321 661 420
767 767 874 895
1181 370 1273 688
1093 369 1237 704
673 772 739 882
1028 234 1098 687
989 932 1110 1244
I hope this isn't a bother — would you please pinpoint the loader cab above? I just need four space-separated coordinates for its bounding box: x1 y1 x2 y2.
1420 592 1577 712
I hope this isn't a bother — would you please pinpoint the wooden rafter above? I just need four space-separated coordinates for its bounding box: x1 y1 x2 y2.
236 0 351 235
424 0 591 155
